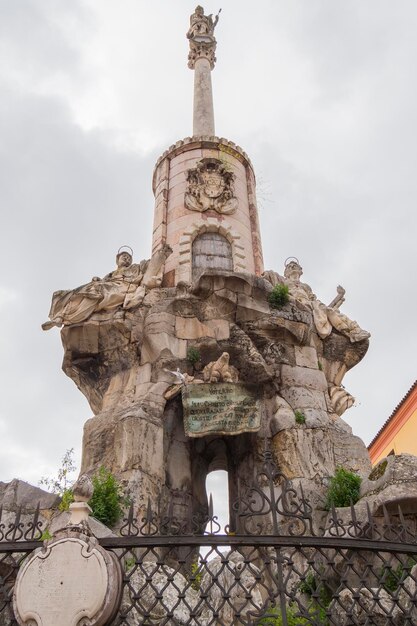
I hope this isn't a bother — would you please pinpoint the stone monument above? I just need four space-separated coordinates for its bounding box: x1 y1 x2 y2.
41 7 383 533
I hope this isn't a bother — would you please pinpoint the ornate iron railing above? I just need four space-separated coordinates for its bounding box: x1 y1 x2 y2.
1 451 417 625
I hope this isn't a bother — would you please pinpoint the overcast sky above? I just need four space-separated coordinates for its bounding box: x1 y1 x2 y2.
0 1 416 506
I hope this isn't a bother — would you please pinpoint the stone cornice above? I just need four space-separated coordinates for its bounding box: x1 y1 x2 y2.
152 136 255 193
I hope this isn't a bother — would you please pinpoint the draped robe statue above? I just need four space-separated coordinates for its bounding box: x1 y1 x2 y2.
42 245 172 330
264 260 370 343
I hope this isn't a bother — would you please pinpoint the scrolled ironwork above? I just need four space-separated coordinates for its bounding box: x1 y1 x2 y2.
1 451 417 623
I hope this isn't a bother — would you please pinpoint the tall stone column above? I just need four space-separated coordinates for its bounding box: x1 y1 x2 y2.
187 6 219 136
193 56 215 135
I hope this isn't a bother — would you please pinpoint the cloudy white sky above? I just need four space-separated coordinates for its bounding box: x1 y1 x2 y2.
0 1 416 506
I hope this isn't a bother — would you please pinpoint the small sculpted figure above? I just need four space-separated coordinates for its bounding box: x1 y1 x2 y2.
187 6 220 39
203 352 239 383
42 245 172 330
72 474 94 503
264 260 370 343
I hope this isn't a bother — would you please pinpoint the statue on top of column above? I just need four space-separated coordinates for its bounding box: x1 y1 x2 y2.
187 6 221 40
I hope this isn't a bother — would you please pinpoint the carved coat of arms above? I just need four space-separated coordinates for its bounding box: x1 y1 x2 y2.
184 158 238 214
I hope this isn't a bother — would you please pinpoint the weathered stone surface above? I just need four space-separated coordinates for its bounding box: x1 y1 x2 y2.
281 364 328 391
236 293 270 321
294 345 318 369
360 454 417 514
329 587 399 626
120 561 197 625
273 428 336 480
175 316 229 340
273 425 371 481
114 414 164 477
51 266 373 518
0 480 59 512
200 553 263 624
141 331 187 363
280 386 328 411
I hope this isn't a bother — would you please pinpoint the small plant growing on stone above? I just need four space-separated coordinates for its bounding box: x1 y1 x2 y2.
257 605 307 625
59 488 74 511
317 361 323 371
294 410 306 425
89 466 127 527
187 346 201 365
39 529 53 542
324 467 362 510
368 459 388 481
39 448 77 511
268 284 289 309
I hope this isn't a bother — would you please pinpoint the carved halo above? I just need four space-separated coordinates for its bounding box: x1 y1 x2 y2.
284 256 300 267
117 245 134 258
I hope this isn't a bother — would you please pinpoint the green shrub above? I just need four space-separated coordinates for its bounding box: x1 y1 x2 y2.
268 284 289 309
294 410 306 425
89 467 126 527
324 467 361 510
187 346 201 365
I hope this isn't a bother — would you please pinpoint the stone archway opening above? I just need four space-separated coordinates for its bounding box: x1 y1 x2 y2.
206 469 229 532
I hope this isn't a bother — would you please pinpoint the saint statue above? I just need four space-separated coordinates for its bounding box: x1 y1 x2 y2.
42 245 172 330
264 260 370 343
187 5 220 40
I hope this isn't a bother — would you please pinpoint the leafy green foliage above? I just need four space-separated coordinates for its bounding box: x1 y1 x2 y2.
89 467 126 527
39 448 77 513
298 569 332 608
294 410 306 425
268 284 290 309
40 529 53 541
324 467 362 510
190 560 203 591
298 570 317 595
380 558 417 593
187 346 201 365
59 489 74 511
257 603 328 625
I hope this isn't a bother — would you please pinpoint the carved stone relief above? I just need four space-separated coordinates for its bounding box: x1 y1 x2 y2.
185 158 238 214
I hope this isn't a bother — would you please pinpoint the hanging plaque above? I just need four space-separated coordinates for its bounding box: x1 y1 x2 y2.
182 383 261 438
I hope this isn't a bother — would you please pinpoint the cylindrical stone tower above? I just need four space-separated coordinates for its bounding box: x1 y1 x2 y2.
151 6 264 286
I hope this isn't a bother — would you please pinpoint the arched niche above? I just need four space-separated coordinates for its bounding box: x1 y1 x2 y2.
192 232 233 277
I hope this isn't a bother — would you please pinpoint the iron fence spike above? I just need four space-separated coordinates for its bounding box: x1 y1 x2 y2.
209 493 213 518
